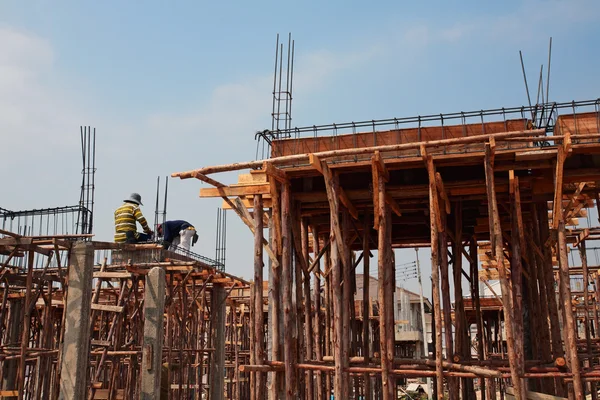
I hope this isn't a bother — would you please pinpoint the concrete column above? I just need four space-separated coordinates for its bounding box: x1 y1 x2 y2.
209 284 226 400
59 242 93 400
2 299 23 393
141 267 166 400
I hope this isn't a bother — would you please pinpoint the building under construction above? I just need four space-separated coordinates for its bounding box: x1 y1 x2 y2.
172 98 600 400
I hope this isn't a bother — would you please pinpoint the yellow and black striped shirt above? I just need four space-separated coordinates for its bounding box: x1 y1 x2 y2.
114 202 151 243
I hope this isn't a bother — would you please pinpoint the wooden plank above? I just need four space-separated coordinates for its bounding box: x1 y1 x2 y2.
200 184 270 198
309 154 323 174
93 272 132 279
505 387 567 400
91 304 124 313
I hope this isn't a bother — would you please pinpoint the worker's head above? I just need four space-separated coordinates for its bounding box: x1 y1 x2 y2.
157 223 163 235
124 193 143 206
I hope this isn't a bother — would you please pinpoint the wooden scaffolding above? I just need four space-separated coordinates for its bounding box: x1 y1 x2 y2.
173 102 600 400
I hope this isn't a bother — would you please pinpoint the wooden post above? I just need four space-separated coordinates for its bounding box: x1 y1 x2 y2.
312 226 324 400
439 205 457 399
470 236 486 400
363 215 372 400
484 143 526 400
281 182 297 399
536 202 566 397
374 155 394 400
254 195 266 399
294 214 305 399
557 220 584 399
324 244 332 398
341 210 352 400
579 241 598 400
302 218 314 400
454 202 473 399
209 284 227 400
596 274 600 340
554 147 584 400
425 154 444 399
509 173 526 388
320 161 347 398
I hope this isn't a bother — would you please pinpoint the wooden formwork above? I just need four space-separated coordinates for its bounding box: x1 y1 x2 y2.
173 108 600 400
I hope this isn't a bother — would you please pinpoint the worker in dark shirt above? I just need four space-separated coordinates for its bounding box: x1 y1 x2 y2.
157 220 198 251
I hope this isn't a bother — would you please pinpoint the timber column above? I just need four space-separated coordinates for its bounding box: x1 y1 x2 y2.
2 299 23 394
209 283 227 400
141 267 166 400
59 242 94 400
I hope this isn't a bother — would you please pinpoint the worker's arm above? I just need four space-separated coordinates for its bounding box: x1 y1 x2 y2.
133 207 152 234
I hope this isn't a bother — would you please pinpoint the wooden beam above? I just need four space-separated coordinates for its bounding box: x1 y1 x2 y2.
232 197 280 269
338 186 359 220
384 193 402 217
373 150 389 182
309 154 323 174
263 162 289 184
435 172 451 214
200 184 270 198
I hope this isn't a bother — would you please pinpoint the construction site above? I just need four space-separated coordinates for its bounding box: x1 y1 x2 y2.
2 33 600 400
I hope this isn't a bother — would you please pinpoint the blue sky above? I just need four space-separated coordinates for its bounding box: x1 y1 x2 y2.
1 0 599 294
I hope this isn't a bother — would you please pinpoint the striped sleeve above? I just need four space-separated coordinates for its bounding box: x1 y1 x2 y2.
133 206 151 232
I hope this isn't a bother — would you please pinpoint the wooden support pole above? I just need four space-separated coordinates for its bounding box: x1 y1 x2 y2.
294 210 305 400
374 154 394 400
425 153 445 399
268 207 285 400
302 218 314 400
312 226 324 400
553 146 584 400
141 267 166 400
281 182 297 399
536 203 566 395
454 202 473 399
341 210 352 400
484 143 526 400
362 215 372 400
470 236 486 400
509 172 526 387
579 241 598 400
209 283 227 400
254 195 266 399
439 206 457 399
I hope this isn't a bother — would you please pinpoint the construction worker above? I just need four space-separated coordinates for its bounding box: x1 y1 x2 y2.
157 220 198 251
114 193 153 243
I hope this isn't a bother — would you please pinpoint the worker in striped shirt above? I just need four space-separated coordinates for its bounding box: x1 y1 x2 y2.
114 193 154 243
